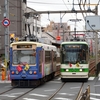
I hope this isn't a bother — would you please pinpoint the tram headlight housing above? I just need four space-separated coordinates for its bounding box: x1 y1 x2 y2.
80 69 82 72
66 69 69 71
29 71 32 74
33 71 37 74
11 71 14 74
16 71 19 74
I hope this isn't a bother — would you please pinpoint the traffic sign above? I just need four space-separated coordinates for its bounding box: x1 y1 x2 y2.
56 36 61 40
2 18 10 27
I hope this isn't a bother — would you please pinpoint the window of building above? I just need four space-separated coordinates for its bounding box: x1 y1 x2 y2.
23 0 26 4
25 24 27 31
33 26 34 31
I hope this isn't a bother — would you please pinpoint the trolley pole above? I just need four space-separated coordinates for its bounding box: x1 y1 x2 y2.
4 0 9 69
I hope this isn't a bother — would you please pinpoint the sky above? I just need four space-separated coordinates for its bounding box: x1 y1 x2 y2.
27 0 100 31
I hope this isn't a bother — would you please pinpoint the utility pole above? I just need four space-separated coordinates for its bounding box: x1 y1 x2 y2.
95 7 98 76
4 0 9 68
60 13 66 42
74 13 77 39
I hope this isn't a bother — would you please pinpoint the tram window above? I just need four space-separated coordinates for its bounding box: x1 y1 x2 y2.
45 51 50 63
13 50 36 65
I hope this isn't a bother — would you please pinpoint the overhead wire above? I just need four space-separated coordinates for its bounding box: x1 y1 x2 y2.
61 0 84 30
27 1 84 5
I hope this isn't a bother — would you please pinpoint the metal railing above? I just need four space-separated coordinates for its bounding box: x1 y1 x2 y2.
79 85 90 100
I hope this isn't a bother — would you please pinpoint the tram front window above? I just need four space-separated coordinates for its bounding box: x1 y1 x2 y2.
13 50 36 65
62 44 88 64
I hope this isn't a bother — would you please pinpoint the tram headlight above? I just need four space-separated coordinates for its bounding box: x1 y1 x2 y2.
33 71 37 74
11 71 14 74
66 69 69 71
16 71 19 74
29 71 32 74
80 69 82 72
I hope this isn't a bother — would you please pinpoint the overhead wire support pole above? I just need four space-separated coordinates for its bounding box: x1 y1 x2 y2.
60 12 66 42
95 7 98 76
4 0 9 69
74 13 77 39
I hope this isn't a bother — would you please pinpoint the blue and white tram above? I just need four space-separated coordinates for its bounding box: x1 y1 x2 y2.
10 41 57 87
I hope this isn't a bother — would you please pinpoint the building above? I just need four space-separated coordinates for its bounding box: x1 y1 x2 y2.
42 21 71 43
0 0 42 55
26 7 41 38
0 0 27 54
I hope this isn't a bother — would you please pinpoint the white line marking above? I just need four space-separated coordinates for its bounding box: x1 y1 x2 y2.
0 94 17 97
23 98 38 100
90 97 100 100
54 97 72 100
0 81 11 83
90 93 100 96
0 92 24 97
88 77 95 80
58 93 75 96
70 87 80 89
94 85 100 87
11 92 24 95
44 89 56 91
29 93 48 97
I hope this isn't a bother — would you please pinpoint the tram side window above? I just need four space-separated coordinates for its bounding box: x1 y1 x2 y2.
45 51 51 64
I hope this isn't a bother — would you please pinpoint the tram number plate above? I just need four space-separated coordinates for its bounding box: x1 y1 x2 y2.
72 73 76 74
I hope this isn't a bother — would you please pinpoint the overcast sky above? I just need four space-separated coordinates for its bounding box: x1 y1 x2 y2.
27 0 100 31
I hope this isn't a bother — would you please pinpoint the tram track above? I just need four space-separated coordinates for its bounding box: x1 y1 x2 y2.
75 83 84 100
0 87 14 95
0 86 35 100
47 82 66 100
13 88 35 100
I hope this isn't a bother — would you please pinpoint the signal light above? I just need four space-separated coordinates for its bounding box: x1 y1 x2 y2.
10 33 15 38
10 33 15 43
56 36 61 40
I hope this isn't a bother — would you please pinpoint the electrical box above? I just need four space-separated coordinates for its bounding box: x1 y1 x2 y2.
85 16 100 31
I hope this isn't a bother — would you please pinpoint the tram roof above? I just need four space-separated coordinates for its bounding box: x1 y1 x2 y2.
61 41 88 45
10 41 57 48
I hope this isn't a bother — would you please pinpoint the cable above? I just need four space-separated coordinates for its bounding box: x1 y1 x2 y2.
27 1 69 5
27 1 83 5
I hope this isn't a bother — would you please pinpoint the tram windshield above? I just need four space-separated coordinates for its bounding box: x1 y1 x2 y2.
12 50 36 65
61 44 88 64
